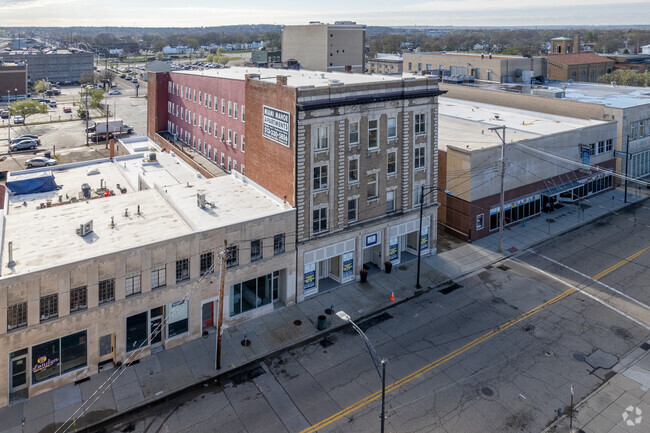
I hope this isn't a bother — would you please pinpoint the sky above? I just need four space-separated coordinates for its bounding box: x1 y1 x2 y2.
0 0 649 27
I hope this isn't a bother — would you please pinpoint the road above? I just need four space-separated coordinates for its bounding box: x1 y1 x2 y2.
92 202 650 433
0 78 146 172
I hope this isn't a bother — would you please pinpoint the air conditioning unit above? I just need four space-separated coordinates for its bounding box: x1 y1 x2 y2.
197 193 206 208
76 220 94 236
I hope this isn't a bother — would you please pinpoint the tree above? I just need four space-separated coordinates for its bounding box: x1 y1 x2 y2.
10 99 47 124
100 69 116 87
206 53 215 63
215 54 230 66
155 51 164 61
33 80 51 95
79 72 95 86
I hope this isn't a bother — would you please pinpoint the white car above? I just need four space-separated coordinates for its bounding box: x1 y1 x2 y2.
13 115 24 124
25 157 57 168
108 90 122 95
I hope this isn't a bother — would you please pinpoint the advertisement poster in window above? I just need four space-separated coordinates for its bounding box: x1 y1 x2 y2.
304 263 316 290
581 146 591 166
342 252 354 280
389 237 399 261
420 227 429 252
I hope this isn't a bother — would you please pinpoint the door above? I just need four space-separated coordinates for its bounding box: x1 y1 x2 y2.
10 355 28 393
150 306 164 348
202 301 215 331
98 334 115 364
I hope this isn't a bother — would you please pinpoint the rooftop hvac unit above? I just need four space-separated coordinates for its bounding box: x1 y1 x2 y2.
76 220 94 236
197 193 206 209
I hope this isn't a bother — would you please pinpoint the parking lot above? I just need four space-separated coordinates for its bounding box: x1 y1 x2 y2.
0 80 147 173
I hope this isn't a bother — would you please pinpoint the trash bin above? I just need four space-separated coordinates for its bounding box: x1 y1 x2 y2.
317 315 328 330
44 151 51 158
384 261 393 274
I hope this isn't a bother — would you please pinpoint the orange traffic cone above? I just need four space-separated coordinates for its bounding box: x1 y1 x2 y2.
390 291 396 301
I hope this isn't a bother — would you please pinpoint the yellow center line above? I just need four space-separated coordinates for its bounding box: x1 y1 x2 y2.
299 246 649 433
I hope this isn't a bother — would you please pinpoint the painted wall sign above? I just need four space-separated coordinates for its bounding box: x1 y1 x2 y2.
263 105 290 147
365 233 378 247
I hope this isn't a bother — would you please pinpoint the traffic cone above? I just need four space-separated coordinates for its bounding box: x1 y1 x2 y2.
390 291 396 301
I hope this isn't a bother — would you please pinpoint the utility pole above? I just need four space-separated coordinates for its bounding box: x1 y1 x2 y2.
105 90 109 150
216 245 227 370
490 126 507 253
7 90 11 145
624 135 630 203
84 87 89 146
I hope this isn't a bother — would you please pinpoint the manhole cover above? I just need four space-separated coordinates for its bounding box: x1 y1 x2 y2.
293 320 302 326
325 308 334 315
523 324 535 333
241 339 251 347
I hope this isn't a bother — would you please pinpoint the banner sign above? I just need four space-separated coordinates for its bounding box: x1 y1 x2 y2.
304 263 316 290
389 237 398 261
342 252 354 279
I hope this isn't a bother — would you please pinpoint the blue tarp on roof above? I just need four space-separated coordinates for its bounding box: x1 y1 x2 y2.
6 172 58 195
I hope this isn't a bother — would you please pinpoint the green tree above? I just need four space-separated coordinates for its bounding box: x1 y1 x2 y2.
215 54 229 66
10 99 47 124
206 53 215 63
33 80 51 95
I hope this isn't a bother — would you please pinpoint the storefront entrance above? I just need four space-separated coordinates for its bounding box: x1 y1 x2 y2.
304 239 356 296
389 218 429 265
150 306 164 352
201 298 218 333
363 232 382 268
9 349 28 402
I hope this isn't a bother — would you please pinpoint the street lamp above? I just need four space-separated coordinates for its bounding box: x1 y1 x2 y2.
7 90 10 144
336 311 387 433
416 185 439 289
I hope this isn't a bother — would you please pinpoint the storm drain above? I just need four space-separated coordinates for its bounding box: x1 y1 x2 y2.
439 282 462 295
641 342 650 351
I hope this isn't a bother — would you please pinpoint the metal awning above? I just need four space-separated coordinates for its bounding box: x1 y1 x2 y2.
541 179 583 197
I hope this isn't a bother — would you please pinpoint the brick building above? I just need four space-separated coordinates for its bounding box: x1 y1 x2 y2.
148 68 444 300
546 52 615 83
0 62 28 101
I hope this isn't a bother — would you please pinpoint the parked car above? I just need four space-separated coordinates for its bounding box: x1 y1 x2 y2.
25 157 57 168
12 134 40 145
13 115 24 124
49 101 57 108
108 90 122 95
123 124 134 133
125 76 132 81
9 139 37 151
0 110 9 119
63 107 72 113
120 74 126 78
91 132 114 141
132 78 138 83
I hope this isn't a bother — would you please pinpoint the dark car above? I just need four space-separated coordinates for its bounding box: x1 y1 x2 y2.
120 74 126 78
0 110 9 119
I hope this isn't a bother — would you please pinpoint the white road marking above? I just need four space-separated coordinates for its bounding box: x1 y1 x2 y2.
513 258 650 330
530 250 650 311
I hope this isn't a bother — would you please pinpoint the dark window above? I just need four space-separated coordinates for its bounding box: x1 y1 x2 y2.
40 294 58 322
61 331 87 374
70 286 87 312
348 199 357 222
230 272 279 316
368 119 378 148
313 208 328 233
226 245 238 268
273 234 285 255
168 300 188 337
126 312 148 352
98 279 115 304
176 258 190 282
251 240 262 261
200 252 214 275
32 338 60 384
415 114 426 135
7 302 27 330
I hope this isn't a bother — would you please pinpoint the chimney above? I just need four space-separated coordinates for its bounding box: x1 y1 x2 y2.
7 241 15 267
276 75 287 86
109 139 115 159
573 35 580 53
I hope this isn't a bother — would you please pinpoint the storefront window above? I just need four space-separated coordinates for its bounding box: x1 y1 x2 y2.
168 300 189 338
31 331 88 384
230 272 279 317
126 312 148 352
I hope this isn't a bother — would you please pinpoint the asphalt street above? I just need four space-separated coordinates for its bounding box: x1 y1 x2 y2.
94 203 650 433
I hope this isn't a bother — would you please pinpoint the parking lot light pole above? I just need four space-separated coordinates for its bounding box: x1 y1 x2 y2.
336 311 387 433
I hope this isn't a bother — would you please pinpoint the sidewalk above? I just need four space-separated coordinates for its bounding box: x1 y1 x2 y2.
0 187 647 433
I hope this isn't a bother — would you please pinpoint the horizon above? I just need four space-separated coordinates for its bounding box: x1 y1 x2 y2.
1 0 649 28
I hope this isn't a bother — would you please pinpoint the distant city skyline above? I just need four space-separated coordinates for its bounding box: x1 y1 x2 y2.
1 0 649 28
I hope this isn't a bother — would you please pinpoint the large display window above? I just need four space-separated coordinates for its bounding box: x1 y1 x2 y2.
31 331 87 384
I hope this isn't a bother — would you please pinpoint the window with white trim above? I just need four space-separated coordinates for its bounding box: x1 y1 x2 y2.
387 150 397 175
228 101 232 117
214 96 218 111
312 207 328 234
414 145 425 170
367 173 378 199
415 113 426 135
386 190 395 213
241 136 245 152
313 164 328 191
349 121 359 145
348 157 359 183
314 126 328 151
125 273 141 297
221 99 225 114
228 129 232 145
151 265 166 289
233 132 237 148
233 103 238 119
387 117 397 139
606 139 613 152
368 119 378 149
241 105 245 122
348 198 357 223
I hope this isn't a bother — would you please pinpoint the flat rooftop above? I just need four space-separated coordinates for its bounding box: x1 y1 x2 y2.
439 97 607 151
173 67 434 88
413 52 543 60
1 140 291 275
545 81 650 109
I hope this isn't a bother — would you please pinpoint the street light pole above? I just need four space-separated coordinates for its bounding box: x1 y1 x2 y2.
416 185 437 289
489 126 507 253
336 311 387 433
7 90 10 145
